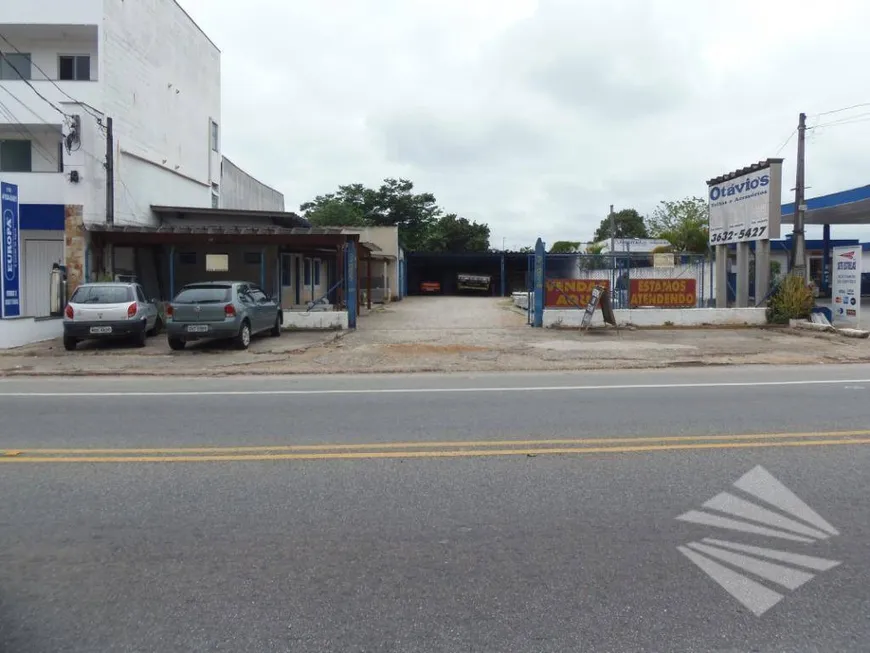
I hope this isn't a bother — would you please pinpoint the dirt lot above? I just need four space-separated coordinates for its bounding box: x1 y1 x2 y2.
1 297 869 376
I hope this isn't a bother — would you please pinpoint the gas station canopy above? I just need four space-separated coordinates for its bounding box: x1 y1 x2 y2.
781 184 870 225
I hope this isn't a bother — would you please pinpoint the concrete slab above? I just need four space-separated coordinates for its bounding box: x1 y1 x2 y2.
358 296 526 330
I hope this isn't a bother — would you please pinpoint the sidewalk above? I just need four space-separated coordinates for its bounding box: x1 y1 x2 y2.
1 304 868 377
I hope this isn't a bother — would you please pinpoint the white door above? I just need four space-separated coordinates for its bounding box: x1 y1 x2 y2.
24 239 64 317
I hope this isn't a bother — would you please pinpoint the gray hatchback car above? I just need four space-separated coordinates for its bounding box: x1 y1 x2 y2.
166 281 282 351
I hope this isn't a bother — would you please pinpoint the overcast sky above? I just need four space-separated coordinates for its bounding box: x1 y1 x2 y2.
181 0 870 249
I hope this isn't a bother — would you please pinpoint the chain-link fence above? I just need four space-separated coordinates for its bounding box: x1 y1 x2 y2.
544 252 712 310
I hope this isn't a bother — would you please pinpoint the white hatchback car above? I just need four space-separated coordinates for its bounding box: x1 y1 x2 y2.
63 282 161 351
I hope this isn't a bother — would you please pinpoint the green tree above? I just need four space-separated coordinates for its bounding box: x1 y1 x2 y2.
549 240 583 254
424 214 490 253
299 178 488 252
300 198 367 227
647 196 709 253
592 209 649 242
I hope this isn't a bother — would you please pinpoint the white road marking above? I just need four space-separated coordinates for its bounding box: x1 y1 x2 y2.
686 541 815 591
0 377 868 398
700 539 841 572
677 546 785 617
733 465 840 536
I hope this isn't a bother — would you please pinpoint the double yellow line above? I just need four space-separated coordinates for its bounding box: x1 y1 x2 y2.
3 430 870 463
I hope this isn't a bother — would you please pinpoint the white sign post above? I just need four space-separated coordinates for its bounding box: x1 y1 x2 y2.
831 245 862 327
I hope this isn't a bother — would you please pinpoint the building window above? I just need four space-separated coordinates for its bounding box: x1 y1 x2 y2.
0 53 31 80
314 260 321 285
58 55 91 81
179 252 197 265
211 192 219 208
205 253 229 272
0 140 32 172
210 120 219 152
281 256 293 286
303 259 311 285
243 252 262 266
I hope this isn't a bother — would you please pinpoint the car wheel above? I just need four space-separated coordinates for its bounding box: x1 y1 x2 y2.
235 320 252 350
133 325 147 348
168 337 186 351
63 336 78 351
147 317 162 337
270 313 281 337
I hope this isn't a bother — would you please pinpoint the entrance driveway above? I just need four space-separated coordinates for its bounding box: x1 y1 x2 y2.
360 296 527 330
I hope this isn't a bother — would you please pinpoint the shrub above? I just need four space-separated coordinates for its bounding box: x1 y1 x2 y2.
766 274 814 324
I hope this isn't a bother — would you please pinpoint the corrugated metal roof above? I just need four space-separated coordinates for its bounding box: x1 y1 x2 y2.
84 223 343 236
150 205 311 228
706 158 784 186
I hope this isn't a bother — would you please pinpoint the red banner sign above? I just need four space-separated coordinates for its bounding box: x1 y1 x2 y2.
629 279 697 307
545 279 610 308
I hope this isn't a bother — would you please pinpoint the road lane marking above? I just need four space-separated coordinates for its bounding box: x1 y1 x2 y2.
1 377 869 397
10 429 870 455
3 437 870 463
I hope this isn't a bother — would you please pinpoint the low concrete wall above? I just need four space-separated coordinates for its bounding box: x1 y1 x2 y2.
0 317 63 349
512 292 531 310
283 310 348 330
544 307 768 328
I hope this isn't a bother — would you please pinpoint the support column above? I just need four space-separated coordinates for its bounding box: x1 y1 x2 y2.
366 256 372 310
63 204 86 298
500 253 506 297
822 224 831 294
736 241 750 307
533 237 545 327
755 239 771 305
715 244 728 308
346 242 357 328
260 246 267 291
168 245 176 298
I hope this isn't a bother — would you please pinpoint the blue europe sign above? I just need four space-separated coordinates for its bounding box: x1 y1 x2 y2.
1 181 21 318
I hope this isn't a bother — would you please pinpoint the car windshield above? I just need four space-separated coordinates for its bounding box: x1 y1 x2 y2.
70 285 133 304
173 285 232 304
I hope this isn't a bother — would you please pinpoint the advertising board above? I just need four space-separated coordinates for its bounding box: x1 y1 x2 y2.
831 245 862 326
707 160 782 246
629 279 697 308
545 279 610 308
1 181 20 318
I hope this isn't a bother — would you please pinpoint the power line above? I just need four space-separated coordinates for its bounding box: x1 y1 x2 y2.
814 102 870 117
773 128 796 156
0 96 62 165
812 111 870 129
0 31 104 126
0 54 69 119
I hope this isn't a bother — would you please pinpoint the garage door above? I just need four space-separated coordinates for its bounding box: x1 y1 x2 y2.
24 239 64 317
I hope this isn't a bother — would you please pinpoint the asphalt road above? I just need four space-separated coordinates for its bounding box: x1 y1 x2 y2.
1 365 869 652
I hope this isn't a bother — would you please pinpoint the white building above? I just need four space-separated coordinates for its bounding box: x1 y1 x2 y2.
0 0 282 326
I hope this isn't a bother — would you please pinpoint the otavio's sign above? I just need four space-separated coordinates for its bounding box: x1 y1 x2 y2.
545 279 610 308
629 279 697 307
0 181 20 318
707 160 782 246
832 245 862 327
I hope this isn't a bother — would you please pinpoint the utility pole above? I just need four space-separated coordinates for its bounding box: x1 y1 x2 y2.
790 112 807 279
609 204 615 253
105 116 114 226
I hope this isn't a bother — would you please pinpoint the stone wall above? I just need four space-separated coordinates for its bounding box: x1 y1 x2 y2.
64 204 86 298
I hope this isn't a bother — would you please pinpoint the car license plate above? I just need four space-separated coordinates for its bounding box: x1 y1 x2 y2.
186 325 209 333
89 326 112 334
